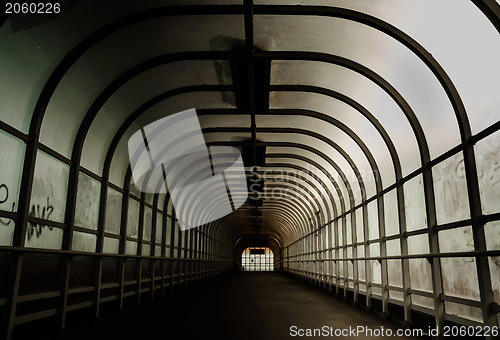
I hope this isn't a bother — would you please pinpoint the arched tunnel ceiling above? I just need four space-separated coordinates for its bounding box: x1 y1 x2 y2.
0 0 499 248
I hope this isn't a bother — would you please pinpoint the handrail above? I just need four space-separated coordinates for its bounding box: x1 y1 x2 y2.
0 246 235 262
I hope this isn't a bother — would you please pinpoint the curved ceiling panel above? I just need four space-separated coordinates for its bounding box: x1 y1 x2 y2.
255 0 500 133
254 14 460 160
39 15 244 157
268 91 394 186
108 92 236 185
82 59 232 174
270 59 422 177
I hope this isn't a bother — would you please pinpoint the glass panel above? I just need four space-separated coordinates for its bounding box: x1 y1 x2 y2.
271 60 421 178
475 130 500 215
371 260 381 284
145 193 154 205
445 302 483 323
390 290 403 301
489 259 500 305
142 244 150 256
0 218 14 246
72 231 97 253
165 216 172 246
127 197 140 239
347 259 353 282
407 234 429 255
324 225 329 249
404 175 426 231
82 58 238 172
40 14 244 158
485 221 500 252
75 172 100 230
109 91 236 187
357 256 365 282
105 187 122 235
387 259 402 288
181 230 186 251
25 226 63 250
338 253 343 279
155 212 163 243
412 295 434 310
125 241 137 256
330 223 335 248
129 178 141 198
357 245 364 257
0 131 25 214
386 239 401 256
372 287 382 297
355 208 363 242
369 243 381 287
143 206 152 242
485 221 500 304
384 189 399 236
345 214 352 245
358 283 366 292
30 150 69 223
376 0 500 136
174 221 179 256
268 91 388 194
257 15 459 159
0 25 59 133
157 193 167 213
257 2 500 134
433 153 470 225
439 226 480 301
1 0 246 133
370 243 380 257
167 199 173 216
338 219 343 246
103 237 120 254
368 200 378 240
409 258 433 292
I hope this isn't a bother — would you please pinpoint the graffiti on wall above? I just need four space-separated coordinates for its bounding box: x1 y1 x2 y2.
26 197 54 240
0 183 55 240
0 183 14 226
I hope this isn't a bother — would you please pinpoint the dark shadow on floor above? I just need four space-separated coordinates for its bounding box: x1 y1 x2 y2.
61 272 430 340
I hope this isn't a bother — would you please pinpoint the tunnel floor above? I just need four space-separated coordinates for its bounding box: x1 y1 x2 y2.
62 272 428 340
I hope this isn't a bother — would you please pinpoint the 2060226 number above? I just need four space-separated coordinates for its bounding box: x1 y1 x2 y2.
5 3 61 14
443 325 499 337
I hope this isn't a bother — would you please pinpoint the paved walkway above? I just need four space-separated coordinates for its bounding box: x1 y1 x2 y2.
64 272 429 339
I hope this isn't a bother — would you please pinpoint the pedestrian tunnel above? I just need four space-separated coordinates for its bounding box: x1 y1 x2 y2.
0 1 499 339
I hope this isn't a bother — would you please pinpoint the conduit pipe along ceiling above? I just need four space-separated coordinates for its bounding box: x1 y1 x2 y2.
0 0 499 333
